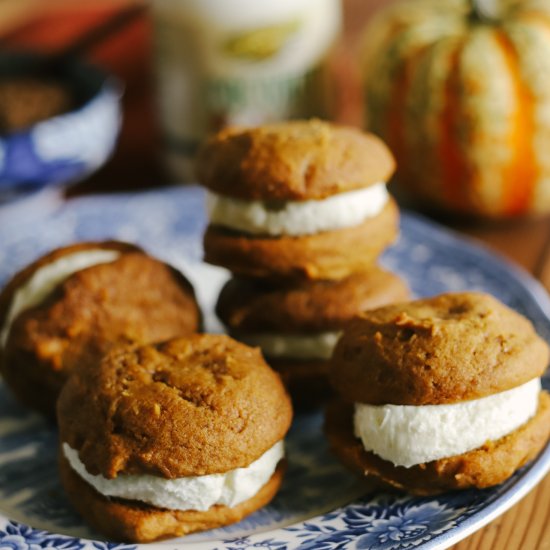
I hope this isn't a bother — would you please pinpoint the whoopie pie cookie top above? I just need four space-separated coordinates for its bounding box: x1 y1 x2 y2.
57 334 293 479
196 119 395 201
0 241 202 418
0 241 201 349
0 241 141 332
330 292 548 406
216 267 410 334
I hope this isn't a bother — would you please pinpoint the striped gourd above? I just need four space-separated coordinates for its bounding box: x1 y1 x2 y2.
362 0 550 217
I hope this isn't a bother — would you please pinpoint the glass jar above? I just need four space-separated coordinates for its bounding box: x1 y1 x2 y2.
151 0 342 181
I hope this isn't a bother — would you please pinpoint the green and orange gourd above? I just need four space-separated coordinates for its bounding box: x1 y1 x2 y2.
362 0 550 217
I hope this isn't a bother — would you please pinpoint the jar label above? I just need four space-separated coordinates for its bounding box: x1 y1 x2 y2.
152 0 341 180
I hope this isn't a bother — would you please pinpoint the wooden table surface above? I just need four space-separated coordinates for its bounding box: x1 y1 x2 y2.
2 1 550 548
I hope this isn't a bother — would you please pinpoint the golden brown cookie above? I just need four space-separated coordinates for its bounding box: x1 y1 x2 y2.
196 119 396 201
326 291 550 494
57 334 292 542
330 292 549 405
58 335 292 477
325 395 550 495
204 198 399 281
0 241 201 418
217 267 409 333
217 267 409 407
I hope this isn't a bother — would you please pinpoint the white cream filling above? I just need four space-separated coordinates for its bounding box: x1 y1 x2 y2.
63 440 284 511
206 183 388 236
354 378 541 468
239 331 341 360
0 249 121 348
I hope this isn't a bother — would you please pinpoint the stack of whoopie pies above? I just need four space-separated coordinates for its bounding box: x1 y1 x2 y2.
197 119 409 405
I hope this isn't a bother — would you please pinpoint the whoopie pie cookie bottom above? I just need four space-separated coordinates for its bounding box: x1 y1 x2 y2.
324 393 550 496
59 454 285 542
204 199 399 281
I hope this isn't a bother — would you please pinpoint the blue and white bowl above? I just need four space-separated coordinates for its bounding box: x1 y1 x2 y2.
0 52 122 202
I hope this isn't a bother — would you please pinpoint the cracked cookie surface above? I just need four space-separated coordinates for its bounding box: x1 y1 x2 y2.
1 242 201 418
330 292 549 405
216 266 410 333
57 334 293 478
196 119 395 201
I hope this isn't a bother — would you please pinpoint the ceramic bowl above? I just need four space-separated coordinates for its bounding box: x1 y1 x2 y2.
0 52 122 202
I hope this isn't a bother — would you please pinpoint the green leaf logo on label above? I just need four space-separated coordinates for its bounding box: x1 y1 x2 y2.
222 19 302 61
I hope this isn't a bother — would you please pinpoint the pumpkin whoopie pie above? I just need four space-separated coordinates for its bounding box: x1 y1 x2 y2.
217 267 409 407
198 119 398 281
57 334 292 542
0 241 201 418
326 292 550 495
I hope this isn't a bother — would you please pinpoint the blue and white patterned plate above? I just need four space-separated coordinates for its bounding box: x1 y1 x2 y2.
0 185 549 550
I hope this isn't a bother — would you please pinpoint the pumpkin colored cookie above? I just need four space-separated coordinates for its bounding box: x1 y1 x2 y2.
196 119 395 200
0 241 201 418
197 119 398 281
204 198 399 281
326 291 550 494
216 267 410 406
57 334 292 542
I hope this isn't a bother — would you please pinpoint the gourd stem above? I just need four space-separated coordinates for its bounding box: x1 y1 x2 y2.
468 0 498 23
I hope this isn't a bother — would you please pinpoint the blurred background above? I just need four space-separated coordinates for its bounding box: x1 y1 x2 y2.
0 0 385 194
